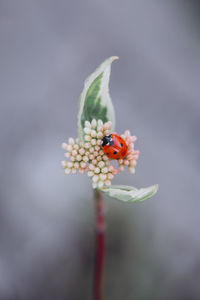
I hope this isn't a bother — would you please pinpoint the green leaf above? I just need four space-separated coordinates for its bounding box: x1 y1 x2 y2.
99 184 158 203
77 56 118 140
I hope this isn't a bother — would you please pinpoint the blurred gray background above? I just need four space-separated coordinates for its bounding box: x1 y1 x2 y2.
1 1 200 299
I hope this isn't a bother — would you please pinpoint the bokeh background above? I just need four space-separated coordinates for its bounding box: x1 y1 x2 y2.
1 1 200 299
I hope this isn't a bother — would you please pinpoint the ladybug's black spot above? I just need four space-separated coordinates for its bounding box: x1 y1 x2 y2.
113 151 118 155
106 153 109 155
120 143 123 147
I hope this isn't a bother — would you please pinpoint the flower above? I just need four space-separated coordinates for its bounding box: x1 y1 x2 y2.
61 119 139 188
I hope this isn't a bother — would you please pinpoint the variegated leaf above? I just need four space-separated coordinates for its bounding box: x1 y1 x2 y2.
77 56 118 140
99 184 158 203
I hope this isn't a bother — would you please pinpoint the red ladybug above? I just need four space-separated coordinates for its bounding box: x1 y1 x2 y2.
102 133 128 159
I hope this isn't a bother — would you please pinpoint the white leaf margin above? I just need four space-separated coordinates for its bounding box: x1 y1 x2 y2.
99 184 158 203
77 56 118 140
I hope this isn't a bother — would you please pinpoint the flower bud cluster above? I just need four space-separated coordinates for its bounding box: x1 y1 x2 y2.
83 119 119 188
118 130 139 174
61 119 139 188
61 137 88 175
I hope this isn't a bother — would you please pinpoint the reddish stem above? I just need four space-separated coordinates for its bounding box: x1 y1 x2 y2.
93 189 105 300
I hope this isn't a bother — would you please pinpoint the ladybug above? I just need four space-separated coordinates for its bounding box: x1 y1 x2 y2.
102 133 128 159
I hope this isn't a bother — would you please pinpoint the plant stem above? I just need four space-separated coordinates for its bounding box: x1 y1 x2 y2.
93 189 105 300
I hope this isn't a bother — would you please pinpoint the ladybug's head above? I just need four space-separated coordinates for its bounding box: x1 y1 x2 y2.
102 134 114 147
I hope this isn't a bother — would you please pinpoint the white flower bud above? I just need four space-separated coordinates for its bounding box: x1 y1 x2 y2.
76 155 82 161
128 150 134 155
129 143 134 149
107 173 114 180
87 171 94 177
130 160 137 167
85 121 91 128
79 148 85 155
61 143 68 150
126 154 135 160
103 122 111 130
93 151 98 157
97 132 103 139
68 138 75 145
96 156 102 161
67 161 73 168
97 126 103 133
70 156 75 161
129 167 135 174
98 161 105 168
84 135 91 141
67 145 72 152
91 119 97 128
91 130 97 138
99 150 104 156
126 137 132 145
103 155 109 161
91 139 96 145
97 140 103 145
92 159 97 165
72 150 77 156
84 127 91 134
95 145 100 151
119 165 124 172
118 159 123 164
89 164 95 170
92 182 97 189
94 167 100 174
64 168 71 174
124 160 129 166
98 181 104 188
102 167 108 174
108 165 114 171
105 180 111 186
125 130 130 137
61 161 67 168
133 154 139 160
100 174 106 181
72 168 77 174
79 141 85 147
64 152 70 158
89 154 94 160
80 162 86 169
84 143 90 149
107 121 112 128
74 162 79 169
92 175 99 182
131 135 137 141
97 120 103 126
89 147 94 153
83 156 89 162
79 169 84 174
74 144 79 150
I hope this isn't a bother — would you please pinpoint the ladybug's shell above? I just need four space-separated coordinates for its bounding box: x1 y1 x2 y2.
102 134 128 159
